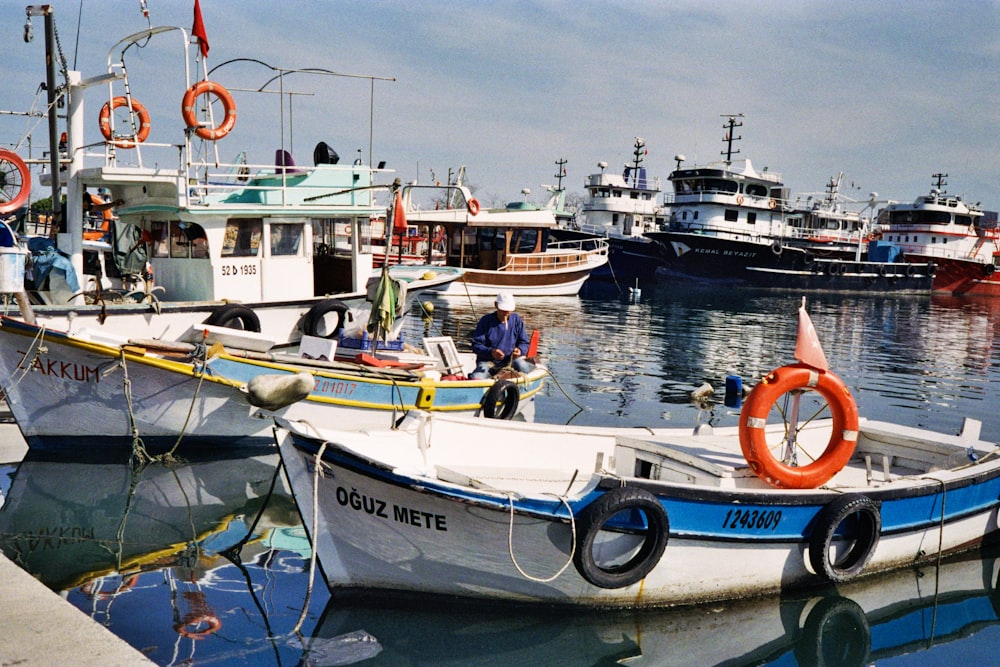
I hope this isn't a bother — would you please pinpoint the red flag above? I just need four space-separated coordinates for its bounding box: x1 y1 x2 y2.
192 0 209 58
794 298 829 371
392 191 407 233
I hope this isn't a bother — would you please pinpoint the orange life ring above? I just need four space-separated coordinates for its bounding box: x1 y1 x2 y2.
768 199 777 209
738 363 858 489
98 97 151 149
467 197 481 215
181 80 237 141
0 149 31 213
736 195 744 205
174 614 222 639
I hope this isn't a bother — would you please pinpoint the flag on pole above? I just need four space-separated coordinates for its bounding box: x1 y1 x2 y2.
794 297 829 370
192 0 210 58
392 191 408 233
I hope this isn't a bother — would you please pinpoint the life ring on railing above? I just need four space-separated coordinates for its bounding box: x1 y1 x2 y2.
181 81 237 141
467 198 481 215
0 149 31 213
736 195 744 205
302 298 352 339
481 379 519 419
738 363 859 489
204 303 261 332
768 199 777 209
174 614 222 639
808 494 881 583
98 97 151 149
573 485 669 589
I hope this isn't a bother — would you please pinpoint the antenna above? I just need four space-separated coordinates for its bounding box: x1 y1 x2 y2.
720 113 744 164
932 172 948 193
553 158 567 191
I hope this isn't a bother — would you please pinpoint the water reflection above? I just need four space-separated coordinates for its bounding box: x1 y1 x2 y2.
309 547 1000 666
0 448 328 666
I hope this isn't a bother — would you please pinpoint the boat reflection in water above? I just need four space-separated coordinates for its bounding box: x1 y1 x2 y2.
307 546 1000 666
0 445 328 666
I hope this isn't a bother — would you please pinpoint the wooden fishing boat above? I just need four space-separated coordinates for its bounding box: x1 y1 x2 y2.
276 304 1000 607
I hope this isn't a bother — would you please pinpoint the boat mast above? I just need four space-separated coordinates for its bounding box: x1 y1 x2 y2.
720 114 744 165
553 158 567 192
629 138 645 188
932 172 948 193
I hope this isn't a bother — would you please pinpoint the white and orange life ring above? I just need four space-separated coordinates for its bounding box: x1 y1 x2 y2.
736 195 744 205
174 614 222 639
467 197 481 215
98 97 151 149
768 199 777 209
738 363 858 489
181 80 237 141
0 149 31 213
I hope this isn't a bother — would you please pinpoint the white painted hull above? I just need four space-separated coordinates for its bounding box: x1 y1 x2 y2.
277 411 1000 608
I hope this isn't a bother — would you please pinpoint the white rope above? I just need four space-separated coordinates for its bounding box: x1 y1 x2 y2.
506 492 576 583
291 438 328 635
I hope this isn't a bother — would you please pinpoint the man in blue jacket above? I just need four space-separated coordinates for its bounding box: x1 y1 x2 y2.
470 291 533 379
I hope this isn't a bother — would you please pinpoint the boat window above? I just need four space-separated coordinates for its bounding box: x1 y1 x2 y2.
222 219 262 257
150 221 170 258
745 184 768 198
956 215 973 226
511 229 539 253
270 223 302 256
167 221 208 258
747 212 757 225
724 209 738 222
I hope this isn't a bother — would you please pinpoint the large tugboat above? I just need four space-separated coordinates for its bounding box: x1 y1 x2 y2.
646 115 932 292
877 174 1000 297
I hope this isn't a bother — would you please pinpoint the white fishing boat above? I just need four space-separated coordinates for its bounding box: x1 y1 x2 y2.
877 174 1000 297
400 184 609 297
0 10 460 343
276 303 1000 608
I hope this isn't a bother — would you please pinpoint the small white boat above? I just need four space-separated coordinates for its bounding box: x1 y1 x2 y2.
401 184 609 297
0 313 547 451
276 305 1000 608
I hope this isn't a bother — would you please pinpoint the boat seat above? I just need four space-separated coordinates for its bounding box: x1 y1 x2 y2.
275 149 301 174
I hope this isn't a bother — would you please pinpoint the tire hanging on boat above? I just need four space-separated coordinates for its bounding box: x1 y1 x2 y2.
204 304 261 332
181 80 238 141
481 379 519 419
573 485 669 589
302 298 352 339
808 493 881 583
795 595 871 666
0 149 30 213
98 96 151 148
738 363 859 489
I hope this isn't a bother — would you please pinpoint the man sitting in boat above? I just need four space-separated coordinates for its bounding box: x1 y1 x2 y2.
470 291 534 379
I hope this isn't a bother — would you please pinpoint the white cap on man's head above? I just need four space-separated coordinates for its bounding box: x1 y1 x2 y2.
495 291 516 311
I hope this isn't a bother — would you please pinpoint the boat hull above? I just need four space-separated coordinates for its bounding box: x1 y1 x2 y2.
0 317 545 450
433 264 600 297
904 255 1000 297
277 415 1000 608
647 232 932 292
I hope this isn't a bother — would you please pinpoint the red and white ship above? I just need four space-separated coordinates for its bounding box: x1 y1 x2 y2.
878 174 999 296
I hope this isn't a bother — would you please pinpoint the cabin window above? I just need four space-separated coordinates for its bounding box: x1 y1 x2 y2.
511 229 539 253
724 209 738 222
956 215 972 226
270 223 302 256
150 221 170 257
222 219 262 257
745 184 768 198
747 212 757 225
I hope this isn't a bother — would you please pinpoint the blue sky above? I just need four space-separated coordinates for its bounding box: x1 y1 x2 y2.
2 0 997 210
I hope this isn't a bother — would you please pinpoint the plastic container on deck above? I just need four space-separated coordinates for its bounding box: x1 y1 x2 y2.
338 330 406 351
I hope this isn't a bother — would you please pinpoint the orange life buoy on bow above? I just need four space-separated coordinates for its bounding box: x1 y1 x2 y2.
98 97 151 149
467 197 481 215
738 363 858 489
181 81 237 141
0 149 31 213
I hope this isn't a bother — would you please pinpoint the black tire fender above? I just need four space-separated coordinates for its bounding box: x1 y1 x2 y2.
573 486 669 589
771 241 783 255
983 263 995 276
808 494 881 583
481 379 519 420
302 299 352 339
204 304 261 332
795 595 871 667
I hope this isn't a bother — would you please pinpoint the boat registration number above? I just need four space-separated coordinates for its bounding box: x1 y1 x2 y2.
722 508 782 531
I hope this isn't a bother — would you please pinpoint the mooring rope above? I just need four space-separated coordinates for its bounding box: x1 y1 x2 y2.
505 491 577 583
291 434 328 635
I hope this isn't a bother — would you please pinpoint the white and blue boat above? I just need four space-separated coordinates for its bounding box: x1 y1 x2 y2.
276 305 1000 607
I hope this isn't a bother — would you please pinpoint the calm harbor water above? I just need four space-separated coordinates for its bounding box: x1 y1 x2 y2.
1 282 999 666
